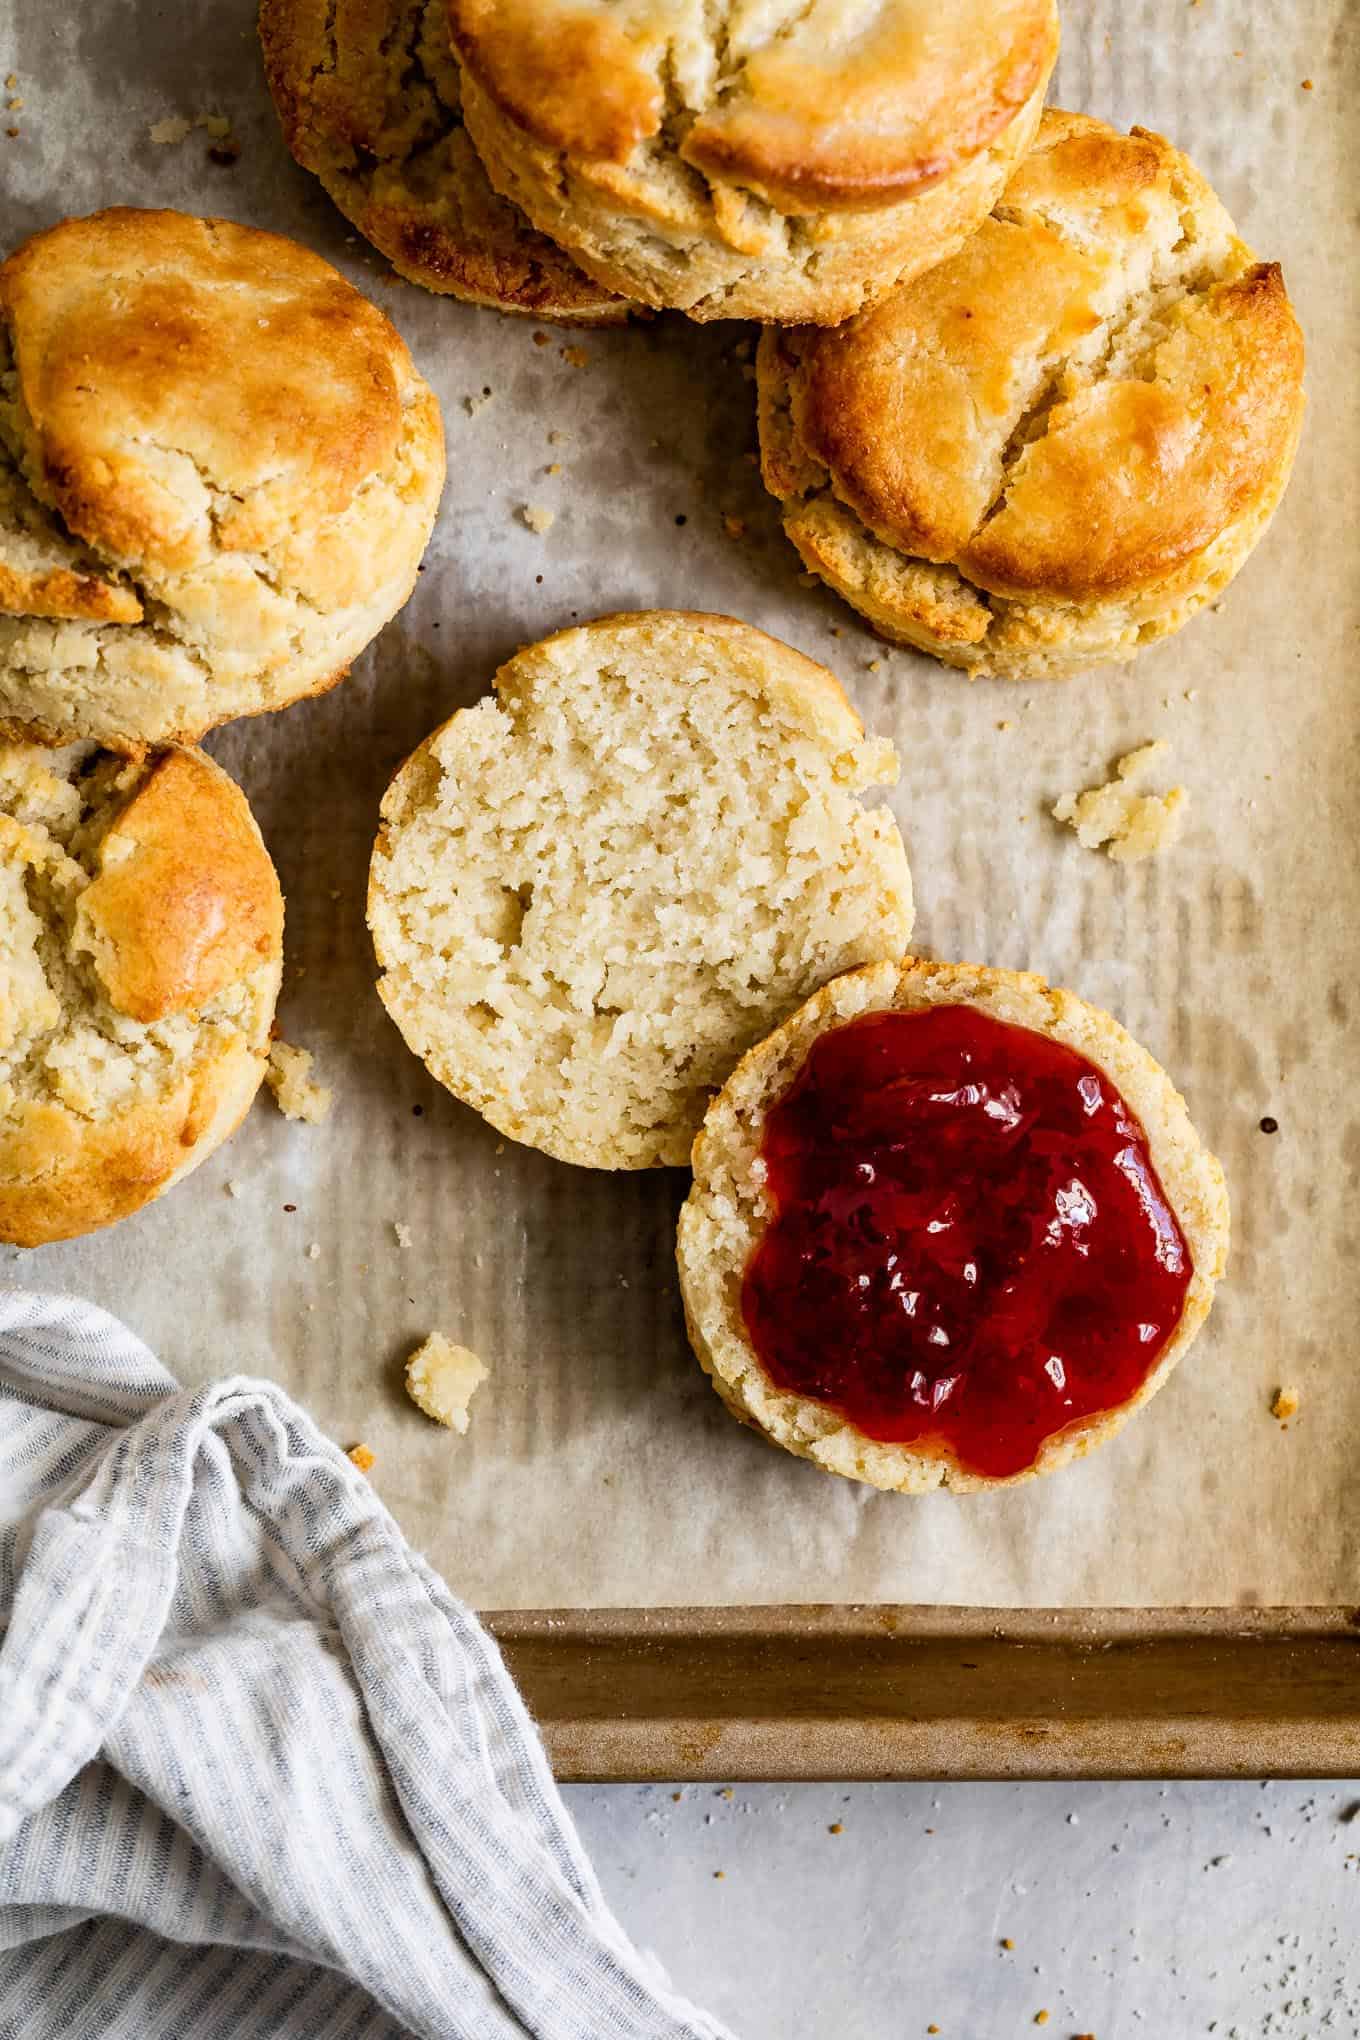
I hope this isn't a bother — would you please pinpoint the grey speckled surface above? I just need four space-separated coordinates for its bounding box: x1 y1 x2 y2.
568 1779 1360 2038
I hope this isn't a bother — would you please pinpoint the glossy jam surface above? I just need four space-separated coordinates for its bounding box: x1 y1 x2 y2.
741 1007 1192 1479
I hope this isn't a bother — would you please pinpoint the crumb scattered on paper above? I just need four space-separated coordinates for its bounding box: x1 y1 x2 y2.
306 1242 320 1262
464 390 494 416
148 115 192 145
393 1221 413 1248
1052 742 1187 862
560 345 589 368
347 1443 376 1474
225 1180 243 1199
547 429 571 445
1271 1386 1300 1424
405 1333 489 1433
265 1040 333 1124
520 504 555 534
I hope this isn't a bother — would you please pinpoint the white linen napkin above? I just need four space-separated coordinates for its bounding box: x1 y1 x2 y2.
0 1290 732 2040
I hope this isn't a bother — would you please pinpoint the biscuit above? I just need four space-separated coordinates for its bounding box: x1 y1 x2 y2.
367 610 913 1168
259 0 631 325
450 0 1058 324
678 959 1230 1492
0 209 445 745
757 111 1306 678
0 742 283 1246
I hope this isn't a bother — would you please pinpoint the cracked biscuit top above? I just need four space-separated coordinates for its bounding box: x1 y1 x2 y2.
451 0 1057 209
0 209 444 746
765 112 1305 605
0 741 283 1245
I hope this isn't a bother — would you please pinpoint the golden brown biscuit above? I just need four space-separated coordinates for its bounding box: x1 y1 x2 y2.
678 959 1231 1493
451 0 1059 323
259 0 631 324
758 111 1306 677
0 742 284 1245
367 610 913 1168
0 209 444 745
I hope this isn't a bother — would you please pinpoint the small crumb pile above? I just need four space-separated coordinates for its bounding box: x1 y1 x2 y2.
147 109 239 160
520 504 555 535
405 1333 489 1433
1271 1385 1300 1425
346 1443 376 1474
1053 742 1187 862
265 1040 333 1124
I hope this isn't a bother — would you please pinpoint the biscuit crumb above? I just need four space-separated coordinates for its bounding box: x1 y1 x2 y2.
545 462 562 476
265 1040 333 1124
1052 742 1186 862
520 504 555 534
148 115 193 145
225 1179 243 1199
1271 1386 1300 1423
6 96 22 111
1034 2015 1050 2028
1301 77 1314 89
560 345 589 367
723 514 746 540
346 1443 375 1473
547 429 571 445
306 1242 320 1261
1001 1938 1015 1951
3 74 15 89
405 1332 489 1433
828 1822 843 1835
196 113 231 137
464 390 494 415
393 1221 413 1248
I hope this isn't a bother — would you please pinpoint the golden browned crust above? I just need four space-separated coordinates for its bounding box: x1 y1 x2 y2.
452 0 1057 206
677 960 1231 1494
451 2 1057 323
0 1048 265 1248
2 209 407 575
0 209 443 745
259 0 632 324
757 111 1307 676
0 742 283 1245
72 749 285 1024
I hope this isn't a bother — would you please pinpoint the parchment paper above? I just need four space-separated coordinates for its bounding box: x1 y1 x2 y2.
1 0 1356 1609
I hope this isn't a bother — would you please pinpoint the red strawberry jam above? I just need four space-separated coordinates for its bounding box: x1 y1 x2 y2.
741 1006 1192 1479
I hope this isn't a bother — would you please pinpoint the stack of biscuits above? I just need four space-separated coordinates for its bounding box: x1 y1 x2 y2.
0 1 1306 1491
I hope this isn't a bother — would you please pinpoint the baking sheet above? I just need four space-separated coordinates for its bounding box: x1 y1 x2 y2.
1 0 1356 1609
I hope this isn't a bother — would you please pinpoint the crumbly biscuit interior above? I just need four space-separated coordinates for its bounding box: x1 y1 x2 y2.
371 635 911 1165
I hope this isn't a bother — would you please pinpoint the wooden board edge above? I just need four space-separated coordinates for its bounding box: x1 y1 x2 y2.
485 1606 1360 1782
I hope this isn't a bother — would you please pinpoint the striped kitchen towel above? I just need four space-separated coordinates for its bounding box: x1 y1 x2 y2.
0 1290 732 2040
